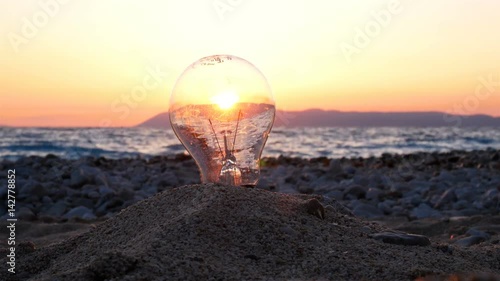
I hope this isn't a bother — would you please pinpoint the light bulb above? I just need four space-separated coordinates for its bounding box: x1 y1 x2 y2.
169 55 275 187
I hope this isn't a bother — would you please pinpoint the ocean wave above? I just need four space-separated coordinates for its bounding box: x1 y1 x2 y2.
1 127 500 160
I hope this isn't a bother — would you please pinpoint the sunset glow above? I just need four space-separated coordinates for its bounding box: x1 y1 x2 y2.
211 91 239 110
1 0 499 127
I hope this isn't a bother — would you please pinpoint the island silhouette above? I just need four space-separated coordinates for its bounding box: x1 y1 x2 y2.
137 109 500 128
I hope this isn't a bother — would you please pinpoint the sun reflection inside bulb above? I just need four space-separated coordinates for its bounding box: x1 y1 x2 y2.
210 91 239 110
169 54 275 186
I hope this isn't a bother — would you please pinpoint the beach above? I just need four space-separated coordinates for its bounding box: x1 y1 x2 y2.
1 149 499 280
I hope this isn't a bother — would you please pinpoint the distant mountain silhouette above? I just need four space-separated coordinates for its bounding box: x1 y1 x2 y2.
136 110 500 128
139 112 171 128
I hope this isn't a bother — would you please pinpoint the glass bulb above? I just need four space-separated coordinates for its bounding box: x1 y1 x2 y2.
169 55 275 187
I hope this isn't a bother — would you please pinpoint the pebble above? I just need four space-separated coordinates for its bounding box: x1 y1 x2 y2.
454 236 486 247
365 187 382 201
434 188 456 208
454 186 476 201
298 185 314 194
304 199 325 220
377 201 394 215
17 207 36 221
371 231 431 246
63 206 95 220
99 186 115 196
352 203 383 218
20 180 46 199
343 185 367 200
45 201 67 217
328 159 343 175
410 203 442 219
466 228 490 240
326 190 344 201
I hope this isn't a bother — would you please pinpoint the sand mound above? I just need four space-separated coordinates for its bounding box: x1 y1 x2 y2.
8 185 499 280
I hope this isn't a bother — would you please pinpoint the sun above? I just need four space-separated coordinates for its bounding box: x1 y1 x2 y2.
210 91 240 110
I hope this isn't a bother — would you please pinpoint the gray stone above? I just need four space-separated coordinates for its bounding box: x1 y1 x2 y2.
42 195 53 205
390 183 411 193
344 185 367 200
344 166 356 175
377 201 393 215
63 206 95 220
70 166 94 187
143 185 158 197
391 205 408 216
457 208 481 216
277 183 297 194
434 171 455 182
466 228 490 240
72 197 95 209
99 186 115 196
20 180 47 199
298 185 314 194
368 173 390 188
472 200 484 210
455 186 476 201
87 191 101 199
132 194 145 203
131 173 149 185
96 198 124 215
17 207 36 221
434 188 457 208
256 178 272 190
371 231 430 246
452 199 469 210
352 203 383 218
326 190 344 201
328 159 343 175
0 186 7 198
400 194 422 207
408 180 431 194
94 173 109 187
82 184 98 193
152 171 179 188
483 188 498 198
482 188 499 208
45 201 67 217
118 188 135 201
352 175 370 187
365 187 382 201
454 236 486 247
81 212 97 220
410 203 442 219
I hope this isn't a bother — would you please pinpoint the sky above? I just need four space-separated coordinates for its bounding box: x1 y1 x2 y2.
0 0 499 127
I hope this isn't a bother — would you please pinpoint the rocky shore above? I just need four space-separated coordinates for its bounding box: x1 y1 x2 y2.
1 149 498 223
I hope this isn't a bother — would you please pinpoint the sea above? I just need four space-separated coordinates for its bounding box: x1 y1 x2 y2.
1 127 499 161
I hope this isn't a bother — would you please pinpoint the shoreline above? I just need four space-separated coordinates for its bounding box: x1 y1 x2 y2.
1 149 499 222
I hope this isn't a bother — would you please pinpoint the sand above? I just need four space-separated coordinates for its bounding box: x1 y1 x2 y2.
2 184 499 281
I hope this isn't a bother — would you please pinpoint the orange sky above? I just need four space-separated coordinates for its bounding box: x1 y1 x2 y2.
1 0 499 127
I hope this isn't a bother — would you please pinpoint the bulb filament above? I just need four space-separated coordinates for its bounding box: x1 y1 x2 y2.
208 110 243 186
